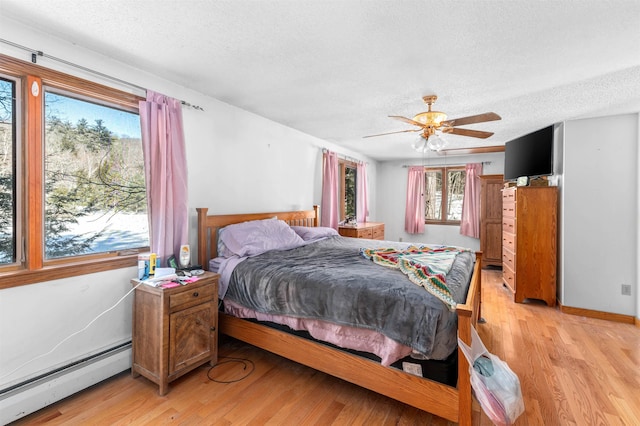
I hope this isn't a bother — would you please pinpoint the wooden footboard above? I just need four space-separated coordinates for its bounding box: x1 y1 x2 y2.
197 206 481 425
455 251 482 426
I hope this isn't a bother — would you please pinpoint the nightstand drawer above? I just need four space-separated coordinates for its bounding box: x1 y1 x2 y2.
169 284 215 310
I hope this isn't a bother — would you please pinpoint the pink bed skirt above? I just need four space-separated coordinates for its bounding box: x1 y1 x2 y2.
224 300 413 366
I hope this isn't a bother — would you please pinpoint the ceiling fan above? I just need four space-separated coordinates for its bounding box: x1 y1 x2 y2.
364 95 501 152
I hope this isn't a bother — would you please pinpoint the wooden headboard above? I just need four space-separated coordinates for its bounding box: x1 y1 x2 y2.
196 205 319 270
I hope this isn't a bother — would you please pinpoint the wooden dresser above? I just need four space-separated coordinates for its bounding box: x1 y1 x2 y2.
131 272 219 395
479 174 504 268
338 222 385 240
502 186 557 306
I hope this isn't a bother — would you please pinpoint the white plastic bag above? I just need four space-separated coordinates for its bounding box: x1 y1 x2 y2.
458 326 525 425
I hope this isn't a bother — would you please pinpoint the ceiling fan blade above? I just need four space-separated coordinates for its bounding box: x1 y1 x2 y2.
443 127 494 139
442 112 501 127
363 128 422 138
388 115 426 128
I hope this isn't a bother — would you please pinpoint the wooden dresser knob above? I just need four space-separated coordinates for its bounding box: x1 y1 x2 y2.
193 292 199 297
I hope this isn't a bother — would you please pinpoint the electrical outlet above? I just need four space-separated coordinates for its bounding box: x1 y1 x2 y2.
621 284 631 296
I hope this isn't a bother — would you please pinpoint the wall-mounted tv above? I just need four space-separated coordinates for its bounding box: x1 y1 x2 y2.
504 125 554 181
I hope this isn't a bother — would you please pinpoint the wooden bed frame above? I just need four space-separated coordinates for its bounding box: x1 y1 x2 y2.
197 206 482 425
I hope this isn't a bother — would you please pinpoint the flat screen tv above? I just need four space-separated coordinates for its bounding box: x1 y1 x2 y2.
504 125 554 181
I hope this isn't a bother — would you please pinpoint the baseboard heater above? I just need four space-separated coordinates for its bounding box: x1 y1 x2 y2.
0 342 132 425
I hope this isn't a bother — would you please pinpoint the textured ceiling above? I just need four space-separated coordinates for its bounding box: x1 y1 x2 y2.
1 0 639 160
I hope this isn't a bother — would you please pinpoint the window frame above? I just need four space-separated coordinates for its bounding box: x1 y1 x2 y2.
0 53 147 289
423 165 466 226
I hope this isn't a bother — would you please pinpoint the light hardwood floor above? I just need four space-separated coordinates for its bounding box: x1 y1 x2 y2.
14 270 640 425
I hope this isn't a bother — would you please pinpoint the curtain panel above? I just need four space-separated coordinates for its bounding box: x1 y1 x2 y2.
460 163 483 238
321 150 339 229
139 90 189 265
405 166 425 234
356 162 369 223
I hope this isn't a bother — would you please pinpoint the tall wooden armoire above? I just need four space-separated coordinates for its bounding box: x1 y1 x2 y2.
479 174 504 268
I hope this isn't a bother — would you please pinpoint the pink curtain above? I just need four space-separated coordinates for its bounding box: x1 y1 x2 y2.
405 166 425 234
460 163 483 238
356 162 368 223
321 150 339 229
139 90 189 265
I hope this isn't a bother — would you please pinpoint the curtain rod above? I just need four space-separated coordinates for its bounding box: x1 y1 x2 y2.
402 161 492 168
0 38 204 111
322 148 363 165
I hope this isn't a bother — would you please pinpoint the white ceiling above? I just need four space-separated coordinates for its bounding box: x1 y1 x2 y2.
1 0 639 161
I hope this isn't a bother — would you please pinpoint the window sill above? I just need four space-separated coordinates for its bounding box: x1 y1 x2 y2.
0 255 138 290
425 221 462 226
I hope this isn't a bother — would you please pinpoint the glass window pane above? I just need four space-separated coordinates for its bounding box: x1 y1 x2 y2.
44 91 149 259
0 77 16 265
424 170 442 221
447 170 466 221
345 165 357 219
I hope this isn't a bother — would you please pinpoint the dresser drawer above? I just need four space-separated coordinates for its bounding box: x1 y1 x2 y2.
357 228 373 239
502 201 516 218
169 284 215 311
502 265 516 293
502 248 515 271
502 217 516 233
371 225 385 240
503 188 516 202
503 231 516 252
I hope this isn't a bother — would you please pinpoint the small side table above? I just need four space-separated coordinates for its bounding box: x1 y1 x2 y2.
131 272 219 395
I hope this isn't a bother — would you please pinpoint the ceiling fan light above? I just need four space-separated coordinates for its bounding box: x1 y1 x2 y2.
427 134 447 151
412 136 428 153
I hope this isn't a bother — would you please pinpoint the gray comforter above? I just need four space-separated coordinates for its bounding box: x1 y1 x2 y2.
224 236 475 360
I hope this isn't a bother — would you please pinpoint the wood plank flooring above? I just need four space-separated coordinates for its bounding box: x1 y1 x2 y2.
13 270 640 425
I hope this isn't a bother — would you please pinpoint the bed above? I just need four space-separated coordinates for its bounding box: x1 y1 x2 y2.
197 206 482 425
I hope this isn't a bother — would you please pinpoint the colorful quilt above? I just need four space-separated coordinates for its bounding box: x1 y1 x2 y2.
360 245 468 311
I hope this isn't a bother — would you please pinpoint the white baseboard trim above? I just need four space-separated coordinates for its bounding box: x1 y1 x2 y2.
0 344 131 425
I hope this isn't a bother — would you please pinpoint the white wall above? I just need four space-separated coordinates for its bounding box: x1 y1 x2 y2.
553 124 565 303
0 17 377 391
562 113 638 316
376 152 505 249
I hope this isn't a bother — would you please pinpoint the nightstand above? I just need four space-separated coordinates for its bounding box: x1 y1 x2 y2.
131 272 219 395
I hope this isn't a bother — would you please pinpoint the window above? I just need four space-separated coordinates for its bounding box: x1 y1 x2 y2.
339 159 357 221
0 76 17 265
0 54 148 288
424 166 466 224
44 91 148 259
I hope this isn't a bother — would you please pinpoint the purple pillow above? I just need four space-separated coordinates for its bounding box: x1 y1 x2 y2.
291 226 339 242
220 218 305 257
